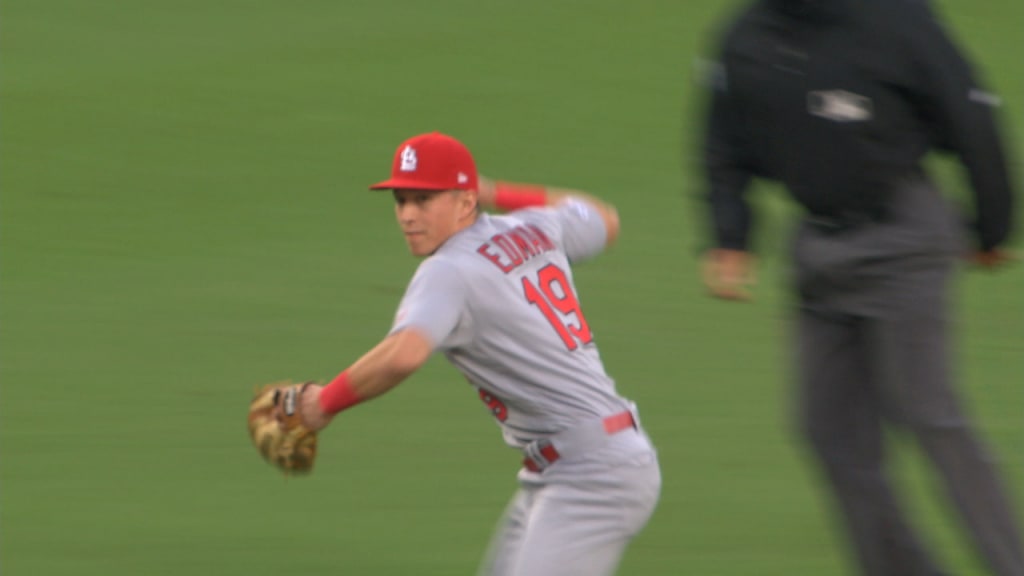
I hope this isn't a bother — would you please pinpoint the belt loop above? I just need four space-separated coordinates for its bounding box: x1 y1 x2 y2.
524 439 554 471
521 408 639 473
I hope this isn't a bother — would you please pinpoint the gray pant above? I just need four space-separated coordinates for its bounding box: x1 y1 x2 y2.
478 431 661 576
791 178 1024 576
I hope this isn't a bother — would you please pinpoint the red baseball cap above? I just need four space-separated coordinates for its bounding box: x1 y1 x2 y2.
369 132 479 191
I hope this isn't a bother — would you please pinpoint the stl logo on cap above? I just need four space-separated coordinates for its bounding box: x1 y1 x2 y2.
399 145 418 172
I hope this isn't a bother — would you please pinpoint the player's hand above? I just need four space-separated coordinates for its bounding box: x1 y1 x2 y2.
702 249 756 301
969 248 1018 270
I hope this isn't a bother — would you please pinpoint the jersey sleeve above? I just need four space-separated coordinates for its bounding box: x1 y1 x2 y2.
389 257 470 351
520 200 608 264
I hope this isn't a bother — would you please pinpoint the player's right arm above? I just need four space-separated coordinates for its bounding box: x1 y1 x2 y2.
700 31 757 301
477 176 620 247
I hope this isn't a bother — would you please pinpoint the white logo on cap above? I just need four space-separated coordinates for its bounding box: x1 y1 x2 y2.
400 146 418 172
457 172 468 184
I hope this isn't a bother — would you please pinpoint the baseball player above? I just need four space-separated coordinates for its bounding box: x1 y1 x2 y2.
294 131 661 576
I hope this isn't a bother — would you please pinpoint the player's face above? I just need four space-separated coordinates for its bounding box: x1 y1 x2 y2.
393 189 474 257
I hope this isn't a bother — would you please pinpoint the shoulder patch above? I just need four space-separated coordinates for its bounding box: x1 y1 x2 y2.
566 199 592 221
968 88 1002 107
693 57 728 91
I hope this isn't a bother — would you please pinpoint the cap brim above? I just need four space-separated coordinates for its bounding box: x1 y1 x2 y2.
369 177 452 191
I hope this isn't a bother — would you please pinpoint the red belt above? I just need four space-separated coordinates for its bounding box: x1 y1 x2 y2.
522 410 636 472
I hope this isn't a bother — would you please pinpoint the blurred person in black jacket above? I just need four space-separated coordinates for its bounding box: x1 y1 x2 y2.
697 0 1023 574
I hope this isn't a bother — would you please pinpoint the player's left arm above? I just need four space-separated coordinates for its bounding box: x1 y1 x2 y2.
296 328 433 431
910 7 1015 256
297 258 466 430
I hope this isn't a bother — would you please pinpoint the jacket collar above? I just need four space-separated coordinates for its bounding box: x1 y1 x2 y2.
762 0 850 23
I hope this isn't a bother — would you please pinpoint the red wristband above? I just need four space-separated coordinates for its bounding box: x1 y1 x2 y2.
319 370 362 415
494 183 547 211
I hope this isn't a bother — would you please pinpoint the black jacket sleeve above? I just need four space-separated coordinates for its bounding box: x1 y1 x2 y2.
912 10 1015 250
703 59 755 251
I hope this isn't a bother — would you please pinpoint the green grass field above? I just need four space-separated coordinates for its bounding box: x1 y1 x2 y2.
1 1 1021 574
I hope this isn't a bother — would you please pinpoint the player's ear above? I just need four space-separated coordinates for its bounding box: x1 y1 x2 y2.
470 189 481 214
455 189 477 216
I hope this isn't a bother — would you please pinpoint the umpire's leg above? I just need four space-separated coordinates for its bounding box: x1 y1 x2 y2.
867 265 1024 576
797 306 942 576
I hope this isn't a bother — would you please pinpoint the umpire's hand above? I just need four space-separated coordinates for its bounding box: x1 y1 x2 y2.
702 249 756 301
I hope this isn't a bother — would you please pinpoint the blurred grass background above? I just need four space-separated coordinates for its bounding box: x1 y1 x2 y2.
0 1 1021 574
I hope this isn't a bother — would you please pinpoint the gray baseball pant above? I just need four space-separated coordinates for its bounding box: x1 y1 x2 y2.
478 436 660 576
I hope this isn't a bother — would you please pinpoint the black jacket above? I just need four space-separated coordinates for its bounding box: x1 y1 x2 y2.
703 0 1014 251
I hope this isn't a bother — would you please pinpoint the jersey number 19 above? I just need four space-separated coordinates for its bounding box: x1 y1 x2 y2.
522 264 593 351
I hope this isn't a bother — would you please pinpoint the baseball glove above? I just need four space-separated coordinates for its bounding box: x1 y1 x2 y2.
247 381 318 474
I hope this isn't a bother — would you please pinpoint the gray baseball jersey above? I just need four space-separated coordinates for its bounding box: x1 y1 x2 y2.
390 200 660 575
389 201 633 446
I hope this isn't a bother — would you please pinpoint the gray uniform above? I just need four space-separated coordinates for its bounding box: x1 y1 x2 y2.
391 201 661 576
